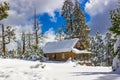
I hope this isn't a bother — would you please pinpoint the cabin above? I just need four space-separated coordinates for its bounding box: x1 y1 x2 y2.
43 38 92 62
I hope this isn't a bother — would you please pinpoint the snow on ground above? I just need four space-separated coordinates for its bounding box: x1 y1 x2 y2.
0 59 120 80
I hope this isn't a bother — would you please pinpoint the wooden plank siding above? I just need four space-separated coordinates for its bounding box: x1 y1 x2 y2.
44 52 76 61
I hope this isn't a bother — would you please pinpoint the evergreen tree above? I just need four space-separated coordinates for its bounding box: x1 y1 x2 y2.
91 32 105 66
104 32 115 66
73 0 85 37
34 8 39 48
18 8 44 61
0 2 16 56
61 0 74 37
61 0 90 49
0 2 9 20
90 37 97 65
21 31 26 55
73 0 90 48
33 8 44 61
1 25 16 56
109 2 120 37
16 40 22 57
109 0 120 67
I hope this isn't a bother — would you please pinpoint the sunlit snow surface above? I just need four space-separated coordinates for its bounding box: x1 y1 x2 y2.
0 59 120 80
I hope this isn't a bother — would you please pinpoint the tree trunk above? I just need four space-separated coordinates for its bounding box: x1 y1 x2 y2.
35 30 38 47
34 8 38 48
22 32 25 54
2 24 6 56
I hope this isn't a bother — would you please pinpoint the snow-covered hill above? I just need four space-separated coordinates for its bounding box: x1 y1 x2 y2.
0 59 120 80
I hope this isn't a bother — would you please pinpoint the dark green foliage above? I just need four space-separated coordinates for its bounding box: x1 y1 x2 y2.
0 2 9 20
73 0 90 48
61 0 90 49
109 1 120 63
104 32 115 66
61 0 74 35
109 6 120 36
5 26 16 44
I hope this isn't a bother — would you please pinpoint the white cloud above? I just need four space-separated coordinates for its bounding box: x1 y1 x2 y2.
0 0 64 25
85 0 117 16
43 28 56 43
0 0 64 50
85 0 118 35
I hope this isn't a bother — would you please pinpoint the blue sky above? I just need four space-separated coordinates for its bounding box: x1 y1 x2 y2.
1 0 118 36
39 12 65 34
39 0 91 34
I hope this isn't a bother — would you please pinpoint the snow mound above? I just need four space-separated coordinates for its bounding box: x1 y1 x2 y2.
112 55 120 72
65 57 76 66
114 68 120 74
65 57 73 63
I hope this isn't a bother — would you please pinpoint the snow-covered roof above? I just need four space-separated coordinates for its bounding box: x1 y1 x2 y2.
43 38 79 53
114 37 120 52
72 48 92 54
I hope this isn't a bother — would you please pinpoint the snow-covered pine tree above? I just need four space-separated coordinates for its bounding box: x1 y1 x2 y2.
73 0 90 49
112 37 120 71
109 0 120 71
91 37 98 65
21 31 26 55
114 37 120 58
19 8 44 61
61 0 90 49
109 0 120 59
1 25 16 56
61 0 74 38
32 8 44 61
19 30 44 61
91 32 105 66
16 40 22 57
0 2 9 56
109 1 120 37
104 32 115 66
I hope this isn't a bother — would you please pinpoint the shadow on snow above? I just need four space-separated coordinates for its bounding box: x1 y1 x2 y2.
70 71 120 80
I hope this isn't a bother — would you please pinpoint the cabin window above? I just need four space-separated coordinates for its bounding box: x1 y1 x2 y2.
52 54 56 59
77 42 80 47
62 53 65 59
52 54 55 58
